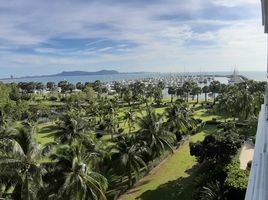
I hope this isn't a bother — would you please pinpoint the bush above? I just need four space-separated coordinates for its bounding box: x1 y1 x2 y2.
224 160 248 199
49 96 58 101
21 94 31 101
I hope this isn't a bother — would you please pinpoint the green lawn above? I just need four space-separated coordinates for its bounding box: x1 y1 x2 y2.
36 121 57 145
119 125 218 200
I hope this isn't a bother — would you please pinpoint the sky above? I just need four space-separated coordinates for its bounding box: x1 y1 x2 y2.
0 0 266 77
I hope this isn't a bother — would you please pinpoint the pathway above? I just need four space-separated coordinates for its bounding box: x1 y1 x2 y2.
239 141 254 170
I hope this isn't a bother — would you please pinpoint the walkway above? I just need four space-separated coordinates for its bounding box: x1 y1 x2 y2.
239 141 254 170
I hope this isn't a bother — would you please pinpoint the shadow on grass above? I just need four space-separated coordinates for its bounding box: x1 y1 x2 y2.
38 125 59 134
136 164 200 200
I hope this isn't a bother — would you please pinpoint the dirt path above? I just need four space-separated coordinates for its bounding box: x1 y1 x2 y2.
239 141 254 170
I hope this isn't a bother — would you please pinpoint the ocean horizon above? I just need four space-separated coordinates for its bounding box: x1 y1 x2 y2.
1 71 266 84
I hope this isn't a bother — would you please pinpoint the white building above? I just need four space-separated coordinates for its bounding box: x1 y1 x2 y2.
245 0 268 199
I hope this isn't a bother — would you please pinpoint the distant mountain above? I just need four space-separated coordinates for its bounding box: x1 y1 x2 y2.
52 70 120 76
0 70 150 80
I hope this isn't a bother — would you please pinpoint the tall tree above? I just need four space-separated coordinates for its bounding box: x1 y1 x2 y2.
168 86 176 103
48 145 108 200
165 103 195 142
0 126 45 200
55 110 87 145
115 136 147 187
209 81 221 105
137 109 174 158
202 86 209 102
123 109 136 135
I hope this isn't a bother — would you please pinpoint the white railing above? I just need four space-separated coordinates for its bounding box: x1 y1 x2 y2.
245 87 268 200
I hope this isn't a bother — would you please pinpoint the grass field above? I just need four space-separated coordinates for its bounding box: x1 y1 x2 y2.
32 99 226 200
119 125 218 200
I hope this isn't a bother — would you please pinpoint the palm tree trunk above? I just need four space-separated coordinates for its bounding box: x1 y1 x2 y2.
205 93 207 102
128 168 132 188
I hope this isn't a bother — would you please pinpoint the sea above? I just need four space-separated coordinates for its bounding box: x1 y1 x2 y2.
1 71 266 84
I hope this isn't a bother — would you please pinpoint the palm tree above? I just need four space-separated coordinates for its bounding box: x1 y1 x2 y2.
49 144 108 200
55 110 87 145
192 86 202 103
200 181 226 200
209 81 221 105
146 84 154 101
123 109 136 135
168 86 176 103
115 136 147 187
202 86 209 102
121 86 133 106
103 102 119 140
182 81 193 102
238 89 254 120
153 86 163 107
137 109 174 158
176 87 185 100
0 126 45 200
165 103 195 143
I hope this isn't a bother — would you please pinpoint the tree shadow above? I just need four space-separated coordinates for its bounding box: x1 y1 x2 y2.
136 164 200 200
38 125 59 134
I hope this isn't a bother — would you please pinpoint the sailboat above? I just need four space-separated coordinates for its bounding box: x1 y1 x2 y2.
228 67 242 84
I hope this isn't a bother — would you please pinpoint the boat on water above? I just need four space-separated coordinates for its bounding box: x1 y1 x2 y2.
228 68 243 84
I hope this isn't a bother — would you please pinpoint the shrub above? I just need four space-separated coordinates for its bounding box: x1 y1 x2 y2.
224 160 248 199
49 96 58 101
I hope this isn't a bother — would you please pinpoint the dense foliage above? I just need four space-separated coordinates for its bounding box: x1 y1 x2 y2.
0 78 264 200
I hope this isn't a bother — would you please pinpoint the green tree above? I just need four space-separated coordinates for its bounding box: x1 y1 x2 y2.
123 109 136 135
49 145 108 200
137 109 174 158
47 82 56 91
55 110 87 145
115 136 147 187
165 103 195 142
209 81 221 105
202 86 209 102
190 131 242 166
0 126 45 200
168 86 176 103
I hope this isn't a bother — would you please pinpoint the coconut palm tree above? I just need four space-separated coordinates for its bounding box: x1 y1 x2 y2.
115 136 147 187
123 109 136 135
209 81 221 105
176 87 185 100
121 86 133 106
55 110 87 145
168 86 176 103
0 126 45 200
165 103 195 143
202 86 209 102
182 81 193 102
48 144 108 200
137 109 174 158
153 86 163 107
192 86 202 103
237 89 254 120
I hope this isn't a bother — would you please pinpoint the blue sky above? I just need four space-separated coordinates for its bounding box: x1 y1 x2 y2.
0 0 266 77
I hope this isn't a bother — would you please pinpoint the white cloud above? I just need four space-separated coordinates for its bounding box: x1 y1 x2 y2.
213 0 259 7
0 0 265 76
